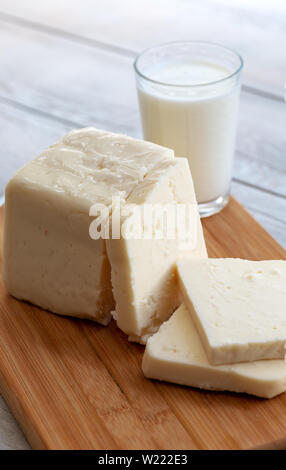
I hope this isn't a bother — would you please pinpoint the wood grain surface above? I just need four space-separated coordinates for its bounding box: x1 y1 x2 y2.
0 0 285 450
0 201 285 450
0 0 285 95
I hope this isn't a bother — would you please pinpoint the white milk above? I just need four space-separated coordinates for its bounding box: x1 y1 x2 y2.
137 60 241 204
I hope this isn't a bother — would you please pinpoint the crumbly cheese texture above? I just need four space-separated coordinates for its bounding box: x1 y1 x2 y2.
3 127 175 324
107 158 207 342
142 304 286 398
177 258 286 365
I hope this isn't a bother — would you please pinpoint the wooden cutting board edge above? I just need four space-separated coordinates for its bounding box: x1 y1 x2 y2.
0 200 286 450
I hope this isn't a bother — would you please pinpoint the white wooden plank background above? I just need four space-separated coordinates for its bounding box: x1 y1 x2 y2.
0 17 285 242
0 0 285 95
0 0 285 449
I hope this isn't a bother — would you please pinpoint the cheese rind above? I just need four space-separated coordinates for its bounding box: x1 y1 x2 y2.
3 180 114 324
177 258 286 365
142 304 286 398
106 158 207 342
3 128 174 324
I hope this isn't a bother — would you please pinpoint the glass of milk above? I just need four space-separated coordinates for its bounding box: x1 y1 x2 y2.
134 41 243 217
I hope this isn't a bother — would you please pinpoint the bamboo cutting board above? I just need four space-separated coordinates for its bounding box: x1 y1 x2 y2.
0 199 285 450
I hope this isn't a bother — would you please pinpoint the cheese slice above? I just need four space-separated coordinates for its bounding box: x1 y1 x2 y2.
3 127 174 324
106 157 207 342
177 258 286 365
142 304 286 398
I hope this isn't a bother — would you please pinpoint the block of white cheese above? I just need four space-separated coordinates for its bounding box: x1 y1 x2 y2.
177 258 286 365
107 157 207 342
3 127 175 324
142 304 286 398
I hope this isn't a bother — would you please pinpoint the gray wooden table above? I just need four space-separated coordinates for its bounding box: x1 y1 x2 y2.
0 0 285 449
